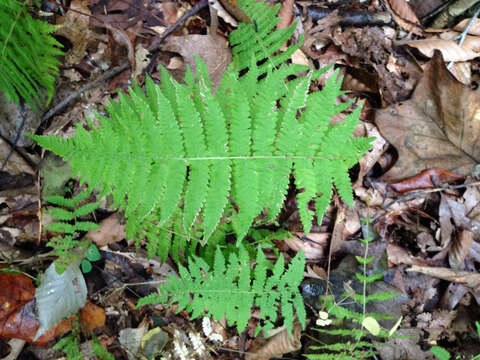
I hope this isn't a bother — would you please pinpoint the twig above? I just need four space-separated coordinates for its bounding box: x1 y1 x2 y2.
447 6 480 69
41 62 130 123
145 0 209 74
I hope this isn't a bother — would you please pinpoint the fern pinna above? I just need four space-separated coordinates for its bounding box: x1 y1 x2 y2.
138 245 306 336
31 1 372 247
0 0 63 111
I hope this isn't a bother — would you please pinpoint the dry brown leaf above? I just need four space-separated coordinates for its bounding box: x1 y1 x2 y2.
304 264 327 280
276 0 294 30
282 233 328 261
398 37 480 62
56 0 96 66
162 34 232 89
245 321 301 360
383 0 423 35
389 168 463 193
453 18 480 36
448 230 474 269
375 52 480 181
85 213 125 247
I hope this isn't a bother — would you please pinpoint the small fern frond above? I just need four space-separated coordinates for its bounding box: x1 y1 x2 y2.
138 245 306 336
45 189 100 273
0 0 63 111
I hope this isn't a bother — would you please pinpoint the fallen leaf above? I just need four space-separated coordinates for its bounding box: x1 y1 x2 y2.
283 233 327 261
375 51 480 181
398 36 480 62
453 18 480 36
389 168 463 193
85 213 126 247
448 230 473 269
0 273 103 346
383 0 423 35
80 302 106 332
245 321 302 360
162 34 232 89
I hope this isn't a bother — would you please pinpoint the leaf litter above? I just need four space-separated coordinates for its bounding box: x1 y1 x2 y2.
1 0 480 359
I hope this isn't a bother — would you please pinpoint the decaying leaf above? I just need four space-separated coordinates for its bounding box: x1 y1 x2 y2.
85 213 126 247
0 274 104 346
376 51 480 181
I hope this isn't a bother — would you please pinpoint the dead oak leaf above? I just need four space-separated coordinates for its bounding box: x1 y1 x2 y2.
375 51 480 181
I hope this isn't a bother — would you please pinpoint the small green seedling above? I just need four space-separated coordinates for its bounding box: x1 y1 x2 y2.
81 244 101 273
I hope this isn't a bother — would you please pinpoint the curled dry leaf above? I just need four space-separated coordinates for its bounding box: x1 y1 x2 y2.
454 18 480 36
398 37 480 62
245 321 302 360
448 230 474 269
389 168 463 193
375 51 480 181
283 232 328 261
383 0 423 35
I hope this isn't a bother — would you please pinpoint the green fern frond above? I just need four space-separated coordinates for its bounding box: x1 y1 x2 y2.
137 245 306 336
0 0 63 111
31 0 372 245
31 60 370 244
45 189 100 273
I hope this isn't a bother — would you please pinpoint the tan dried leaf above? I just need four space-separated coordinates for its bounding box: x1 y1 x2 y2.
85 213 125 247
162 34 232 89
245 321 301 360
399 37 480 62
453 18 480 36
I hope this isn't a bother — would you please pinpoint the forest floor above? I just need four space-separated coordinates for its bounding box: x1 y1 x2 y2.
1 0 480 359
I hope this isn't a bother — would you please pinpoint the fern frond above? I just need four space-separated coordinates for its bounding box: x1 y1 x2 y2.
45 189 100 273
138 245 306 336
0 0 63 111
31 1 372 245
